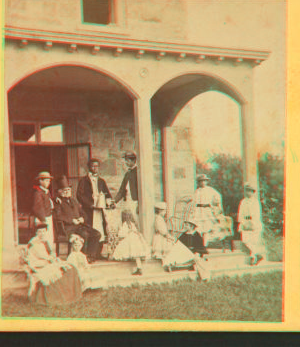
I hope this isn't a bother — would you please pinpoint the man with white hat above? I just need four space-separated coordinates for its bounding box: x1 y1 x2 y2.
115 151 138 219
32 171 55 250
237 182 264 265
193 174 223 246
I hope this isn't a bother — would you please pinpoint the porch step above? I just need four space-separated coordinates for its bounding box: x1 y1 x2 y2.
202 248 248 269
195 256 283 281
88 269 198 289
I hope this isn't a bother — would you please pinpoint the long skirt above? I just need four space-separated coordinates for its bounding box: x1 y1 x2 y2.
152 233 173 259
29 266 82 306
113 232 150 260
162 240 195 268
241 230 265 256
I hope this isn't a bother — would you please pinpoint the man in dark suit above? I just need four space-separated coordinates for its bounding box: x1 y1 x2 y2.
76 159 113 240
115 151 138 219
54 176 100 262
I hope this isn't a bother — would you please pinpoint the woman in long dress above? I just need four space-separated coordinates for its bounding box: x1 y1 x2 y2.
152 202 174 259
113 210 150 275
26 223 82 305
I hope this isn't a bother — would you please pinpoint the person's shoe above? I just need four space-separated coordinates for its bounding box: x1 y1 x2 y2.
87 256 96 264
252 255 263 266
132 268 142 276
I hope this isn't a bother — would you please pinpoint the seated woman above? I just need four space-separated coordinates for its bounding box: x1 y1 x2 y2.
178 219 208 257
113 210 150 275
152 202 175 259
25 223 82 306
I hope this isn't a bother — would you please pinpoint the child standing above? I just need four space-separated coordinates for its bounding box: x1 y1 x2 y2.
67 234 91 290
113 210 150 275
152 202 174 259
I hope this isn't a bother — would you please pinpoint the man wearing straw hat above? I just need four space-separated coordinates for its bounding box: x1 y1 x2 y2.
237 182 264 266
32 171 55 251
54 175 101 262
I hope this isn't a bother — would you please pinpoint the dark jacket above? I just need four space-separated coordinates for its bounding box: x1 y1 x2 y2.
115 166 138 203
32 186 53 222
76 175 112 226
54 197 86 226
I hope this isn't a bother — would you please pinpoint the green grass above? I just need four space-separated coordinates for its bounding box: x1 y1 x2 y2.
2 271 282 321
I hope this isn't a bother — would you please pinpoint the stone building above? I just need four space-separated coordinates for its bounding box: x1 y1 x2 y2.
3 0 270 270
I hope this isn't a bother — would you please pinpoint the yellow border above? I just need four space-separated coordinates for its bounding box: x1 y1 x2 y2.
1 0 300 331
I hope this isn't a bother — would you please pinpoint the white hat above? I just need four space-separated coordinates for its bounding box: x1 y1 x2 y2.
155 202 167 210
244 182 256 192
69 234 85 245
35 171 53 180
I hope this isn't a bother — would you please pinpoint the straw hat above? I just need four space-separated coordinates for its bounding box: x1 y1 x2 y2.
184 218 198 227
196 174 210 182
122 151 137 160
35 171 53 180
155 202 167 210
244 182 256 192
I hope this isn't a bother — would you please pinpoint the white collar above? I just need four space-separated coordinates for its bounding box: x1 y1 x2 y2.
39 186 49 194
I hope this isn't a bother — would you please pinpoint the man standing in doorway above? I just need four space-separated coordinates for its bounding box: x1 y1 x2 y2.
115 151 138 221
77 158 112 246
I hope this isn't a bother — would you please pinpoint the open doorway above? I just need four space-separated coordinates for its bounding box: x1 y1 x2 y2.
14 145 68 244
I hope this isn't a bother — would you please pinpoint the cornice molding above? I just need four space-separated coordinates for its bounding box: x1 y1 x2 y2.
5 26 270 65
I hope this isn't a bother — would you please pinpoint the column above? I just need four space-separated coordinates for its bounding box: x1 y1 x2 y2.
134 97 155 244
2 92 20 271
241 101 259 189
162 126 175 217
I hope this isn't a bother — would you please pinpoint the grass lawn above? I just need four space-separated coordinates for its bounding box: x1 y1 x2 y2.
1 270 282 321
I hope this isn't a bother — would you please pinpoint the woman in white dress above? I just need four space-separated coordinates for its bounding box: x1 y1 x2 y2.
238 182 264 265
152 202 175 259
113 210 150 275
192 174 223 246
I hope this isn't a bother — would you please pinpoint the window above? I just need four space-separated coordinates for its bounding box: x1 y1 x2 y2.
13 123 36 142
82 0 113 25
12 122 64 144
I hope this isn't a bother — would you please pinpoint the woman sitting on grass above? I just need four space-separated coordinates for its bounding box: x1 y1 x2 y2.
152 202 175 259
113 210 150 275
25 223 82 306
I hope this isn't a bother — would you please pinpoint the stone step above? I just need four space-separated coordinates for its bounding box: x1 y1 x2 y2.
195 257 283 281
202 249 247 269
89 269 198 289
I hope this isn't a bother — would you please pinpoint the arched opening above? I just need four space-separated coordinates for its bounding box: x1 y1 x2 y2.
151 73 244 215
8 65 136 244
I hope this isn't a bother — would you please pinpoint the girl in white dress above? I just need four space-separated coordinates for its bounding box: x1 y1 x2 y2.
152 202 175 259
238 182 264 265
113 210 150 275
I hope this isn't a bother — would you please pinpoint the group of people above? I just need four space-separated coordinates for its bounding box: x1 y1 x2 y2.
27 151 265 306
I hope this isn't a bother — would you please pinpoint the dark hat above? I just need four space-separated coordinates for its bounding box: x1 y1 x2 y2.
197 174 210 182
35 171 53 180
35 223 48 231
122 151 137 160
56 175 71 190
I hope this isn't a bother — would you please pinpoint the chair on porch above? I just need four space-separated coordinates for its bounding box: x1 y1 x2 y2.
53 219 70 257
167 196 193 239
